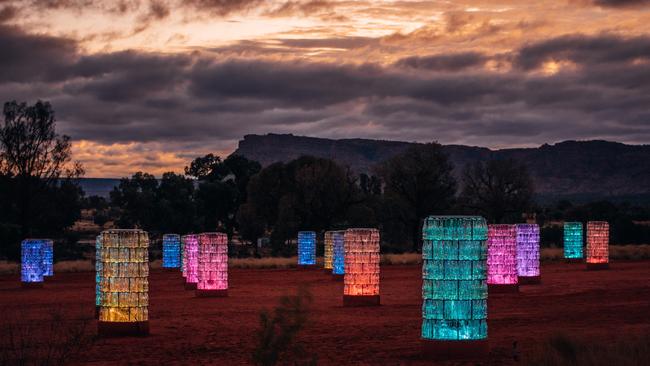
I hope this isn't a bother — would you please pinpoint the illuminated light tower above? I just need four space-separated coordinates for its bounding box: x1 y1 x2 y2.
21 239 45 288
183 234 199 290
181 235 188 279
487 224 519 293
343 228 380 306
162 234 181 269
586 221 609 270
41 239 54 277
297 231 316 268
563 222 583 262
421 216 489 358
331 230 345 281
516 224 541 285
324 231 334 273
196 232 229 297
97 229 149 337
95 235 102 318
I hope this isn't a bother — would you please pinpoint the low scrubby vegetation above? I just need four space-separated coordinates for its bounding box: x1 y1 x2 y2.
524 332 650 366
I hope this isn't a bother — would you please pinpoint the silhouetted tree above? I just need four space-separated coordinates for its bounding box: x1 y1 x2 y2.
460 158 534 224
245 156 353 255
377 143 457 252
0 101 83 259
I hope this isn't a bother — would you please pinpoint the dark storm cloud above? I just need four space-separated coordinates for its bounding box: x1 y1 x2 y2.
394 52 488 71
592 0 650 7
1 27 649 150
516 34 650 70
0 25 77 82
64 51 193 102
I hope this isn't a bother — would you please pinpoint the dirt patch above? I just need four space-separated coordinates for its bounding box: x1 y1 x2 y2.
1 261 649 365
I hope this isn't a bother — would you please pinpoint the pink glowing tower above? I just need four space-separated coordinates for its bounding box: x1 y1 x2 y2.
487 224 518 292
183 234 199 290
196 232 228 297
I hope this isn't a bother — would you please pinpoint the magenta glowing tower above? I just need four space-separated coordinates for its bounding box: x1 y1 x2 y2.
586 221 609 270
487 224 518 292
196 232 228 297
516 224 540 285
183 234 199 290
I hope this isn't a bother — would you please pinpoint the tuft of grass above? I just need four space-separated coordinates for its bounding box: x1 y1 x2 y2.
252 286 316 366
524 332 650 366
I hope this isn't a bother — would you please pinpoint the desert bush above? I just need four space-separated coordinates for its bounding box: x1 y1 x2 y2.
252 286 316 366
524 332 650 366
0 306 94 365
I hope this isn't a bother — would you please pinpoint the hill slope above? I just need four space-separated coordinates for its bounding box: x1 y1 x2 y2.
233 134 650 201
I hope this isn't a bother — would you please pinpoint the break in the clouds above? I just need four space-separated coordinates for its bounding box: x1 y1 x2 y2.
0 0 648 177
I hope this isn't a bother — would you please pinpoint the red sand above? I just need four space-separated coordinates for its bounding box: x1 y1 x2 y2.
1 261 649 365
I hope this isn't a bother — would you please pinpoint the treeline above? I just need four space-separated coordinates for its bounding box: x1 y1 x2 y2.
101 143 536 256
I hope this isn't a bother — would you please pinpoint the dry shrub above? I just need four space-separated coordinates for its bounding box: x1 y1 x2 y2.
0 306 94 366
524 332 650 366
252 286 316 366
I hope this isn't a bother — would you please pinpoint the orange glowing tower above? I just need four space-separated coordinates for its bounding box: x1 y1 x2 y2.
343 228 380 306
586 221 609 270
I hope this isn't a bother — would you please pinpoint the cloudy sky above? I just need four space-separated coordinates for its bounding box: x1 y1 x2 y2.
1 0 649 177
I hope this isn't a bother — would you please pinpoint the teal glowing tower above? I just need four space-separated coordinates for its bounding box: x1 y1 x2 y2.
563 222 583 260
421 216 488 358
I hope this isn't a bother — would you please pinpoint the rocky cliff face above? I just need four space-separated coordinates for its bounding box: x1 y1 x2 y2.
233 134 650 200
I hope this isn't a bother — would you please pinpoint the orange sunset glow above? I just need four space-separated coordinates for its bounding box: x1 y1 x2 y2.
1 0 649 177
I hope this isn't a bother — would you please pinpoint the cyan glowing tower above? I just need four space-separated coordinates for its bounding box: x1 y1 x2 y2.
162 234 181 268
421 216 488 357
298 231 316 266
564 222 583 260
196 232 228 297
97 229 149 336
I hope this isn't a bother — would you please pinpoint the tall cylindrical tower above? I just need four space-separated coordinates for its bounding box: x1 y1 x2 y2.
162 234 181 269
586 221 609 270
516 224 540 284
41 239 54 277
331 230 345 280
97 229 149 336
196 232 229 297
324 231 334 272
421 216 488 358
343 228 380 306
487 224 518 292
563 222 583 262
21 239 44 288
297 231 316 267
183 234 199 290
